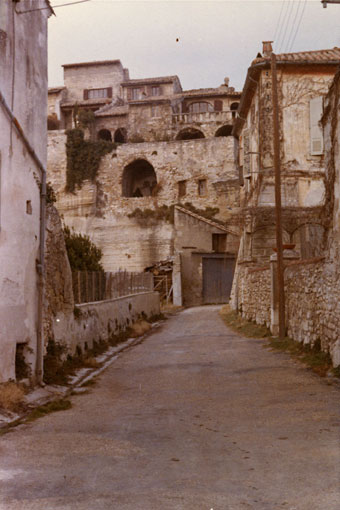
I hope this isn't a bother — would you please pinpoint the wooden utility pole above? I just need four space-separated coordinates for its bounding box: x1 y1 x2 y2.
271 53 286 339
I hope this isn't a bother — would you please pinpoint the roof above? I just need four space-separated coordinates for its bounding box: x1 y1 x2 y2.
62 60 122 69
233 46 340 137
121 76 180 86
253 47 340 65
48 86 66 94
179 87 241 99
175 206 239 236
95 105 129 117
61 98 110 108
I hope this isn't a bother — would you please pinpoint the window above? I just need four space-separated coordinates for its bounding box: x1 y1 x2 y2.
198 179 207 196
178 180 187 198
151 105 160 117
309 96 324 155
151 86 160 96
212 234 227 253
188 102 213 114
84 87 112 100
132 88 142 100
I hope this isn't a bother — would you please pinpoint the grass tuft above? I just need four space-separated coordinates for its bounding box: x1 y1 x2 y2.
219 305 270 338
0 382 26 412
26 399 72 422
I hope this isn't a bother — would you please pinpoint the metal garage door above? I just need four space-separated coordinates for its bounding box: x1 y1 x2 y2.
202 256 235 304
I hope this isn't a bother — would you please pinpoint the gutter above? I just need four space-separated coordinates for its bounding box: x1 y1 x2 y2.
0 89 46 385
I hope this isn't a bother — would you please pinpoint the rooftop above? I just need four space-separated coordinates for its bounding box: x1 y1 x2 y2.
62 60 122 69
121 76 180 86
253 46 340 65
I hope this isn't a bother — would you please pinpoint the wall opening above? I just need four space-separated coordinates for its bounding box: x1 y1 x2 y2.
114 128 127 143
198 179 207 196
176 128 205 140
178 180 187 198
98 129 112 141
215 125 233 137
122 159 157 197
212 233 227 253
230 102 239 119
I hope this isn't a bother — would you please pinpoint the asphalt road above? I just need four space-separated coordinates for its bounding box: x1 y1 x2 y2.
1 305 339 510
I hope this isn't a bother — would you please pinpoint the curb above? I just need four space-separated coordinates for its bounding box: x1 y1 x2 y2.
0 320 164 431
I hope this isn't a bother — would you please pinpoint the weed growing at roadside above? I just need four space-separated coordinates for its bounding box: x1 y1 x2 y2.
26 399 72 422
219 305 270 338
0 383 26 413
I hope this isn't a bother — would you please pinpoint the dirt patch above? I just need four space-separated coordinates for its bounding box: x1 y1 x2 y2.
0 382 26 413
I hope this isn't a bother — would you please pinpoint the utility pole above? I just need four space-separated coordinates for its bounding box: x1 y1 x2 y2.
271 52 285 340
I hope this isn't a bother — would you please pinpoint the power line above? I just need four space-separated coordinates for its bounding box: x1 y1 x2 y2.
284 0 303 52
273 0 286 44
15 0 91 14
275 0 290 52
278 0 295 53
288 0 308 52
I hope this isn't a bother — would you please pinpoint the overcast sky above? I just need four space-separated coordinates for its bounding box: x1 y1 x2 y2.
48 0 340 92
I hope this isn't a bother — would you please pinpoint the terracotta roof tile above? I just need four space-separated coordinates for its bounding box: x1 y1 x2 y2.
254 47 340 64
121 76 180 86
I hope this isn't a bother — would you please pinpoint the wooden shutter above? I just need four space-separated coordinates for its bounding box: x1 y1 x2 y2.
309 96 323 155
107 87 112 98
181 101 188 113
214 99 223 111
83 89 88 100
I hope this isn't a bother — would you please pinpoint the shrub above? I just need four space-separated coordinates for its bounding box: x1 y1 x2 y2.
63 226 104 272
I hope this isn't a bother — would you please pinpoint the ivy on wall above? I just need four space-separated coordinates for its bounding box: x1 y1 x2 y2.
65 129 116 192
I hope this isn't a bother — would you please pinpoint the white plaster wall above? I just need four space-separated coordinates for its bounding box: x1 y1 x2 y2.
0 0 50 382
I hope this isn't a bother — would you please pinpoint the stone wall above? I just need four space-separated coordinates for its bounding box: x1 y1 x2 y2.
47 131 240 272
233 264 271 328
285 259 340 366
43 204 160 358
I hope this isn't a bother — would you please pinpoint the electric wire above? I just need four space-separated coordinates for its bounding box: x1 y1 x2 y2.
275 0 290 52
273 0 286 45
284 0 303 53
278 0 295 53
288 0 308 52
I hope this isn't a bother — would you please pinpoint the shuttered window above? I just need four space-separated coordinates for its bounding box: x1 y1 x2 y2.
309 96 323 156
85 87 112 100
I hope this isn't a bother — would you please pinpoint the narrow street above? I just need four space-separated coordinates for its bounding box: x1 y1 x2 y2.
1 306 339 510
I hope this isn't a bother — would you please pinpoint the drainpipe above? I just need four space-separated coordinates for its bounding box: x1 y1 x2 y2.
0 89 47 385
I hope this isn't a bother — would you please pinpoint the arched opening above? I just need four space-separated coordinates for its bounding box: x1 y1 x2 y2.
215 125 233 137
122 159 157 197
176 128 205 140
114 128 127 143
230 102 239 119
97 129 112 141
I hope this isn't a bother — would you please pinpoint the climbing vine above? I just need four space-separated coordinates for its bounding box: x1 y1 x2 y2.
65 129 116 192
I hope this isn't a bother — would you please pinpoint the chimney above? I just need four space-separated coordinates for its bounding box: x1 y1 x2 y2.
262 41 273 57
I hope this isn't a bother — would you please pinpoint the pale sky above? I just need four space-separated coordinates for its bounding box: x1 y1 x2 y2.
48 0 340 92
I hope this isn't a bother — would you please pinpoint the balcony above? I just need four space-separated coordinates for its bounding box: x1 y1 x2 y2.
172 110 234 125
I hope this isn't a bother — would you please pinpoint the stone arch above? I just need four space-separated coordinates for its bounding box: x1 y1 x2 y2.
176 127 205 140
291 223 325 259
230 102 239 119
97 129 112 141
122 159 157 197
252 225 290 261
215 125 233 137
114 128 127 143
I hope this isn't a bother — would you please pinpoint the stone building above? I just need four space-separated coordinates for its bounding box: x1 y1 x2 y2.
0 0 53 382
48 61 242 306
230 43 340 366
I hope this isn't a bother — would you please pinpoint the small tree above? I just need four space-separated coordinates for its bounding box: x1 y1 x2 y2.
63 226 104 272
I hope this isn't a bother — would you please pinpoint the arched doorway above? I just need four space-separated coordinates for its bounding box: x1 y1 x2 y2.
122 159 157 197
215 125 233 137
97 129 112 141
114 128 127 143
176 128 205 140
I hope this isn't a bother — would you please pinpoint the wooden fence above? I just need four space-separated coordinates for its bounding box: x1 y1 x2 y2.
72 270 154 304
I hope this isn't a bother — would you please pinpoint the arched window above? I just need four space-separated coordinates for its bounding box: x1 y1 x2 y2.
215 125 233 137
176 128 205 140
230 102 239 119
188 102 214 114
97 129 112 141
114 128 127 143
122 159 157 197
